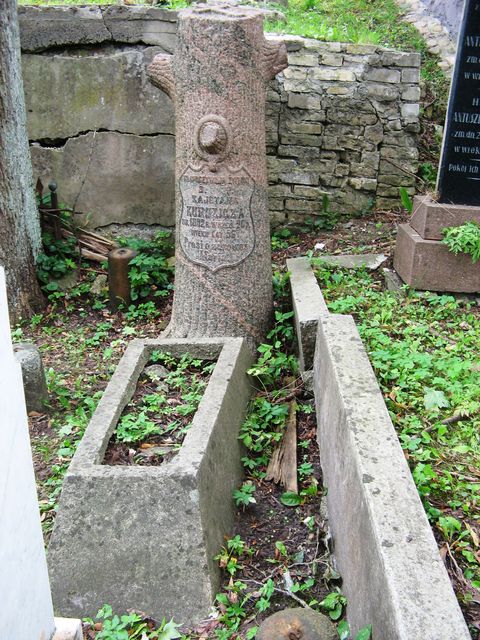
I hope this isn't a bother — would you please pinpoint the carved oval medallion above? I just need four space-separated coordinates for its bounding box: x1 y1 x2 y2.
194 114 232 162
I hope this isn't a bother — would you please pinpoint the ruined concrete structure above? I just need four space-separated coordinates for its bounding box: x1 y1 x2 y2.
19 5 420 228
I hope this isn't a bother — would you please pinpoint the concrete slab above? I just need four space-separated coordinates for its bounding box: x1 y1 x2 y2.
286 256 329 372
410 194 480 240
394 223 480 292
48 337 252 625
314 253 387 270
313 313 471 640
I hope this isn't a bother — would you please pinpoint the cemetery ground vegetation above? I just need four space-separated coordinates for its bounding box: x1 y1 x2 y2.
19 212 478 637
19 219 392 639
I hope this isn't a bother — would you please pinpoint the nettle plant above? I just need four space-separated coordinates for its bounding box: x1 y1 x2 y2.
442 220 480 263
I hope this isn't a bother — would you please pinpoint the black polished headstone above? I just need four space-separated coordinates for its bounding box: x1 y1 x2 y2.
438 0 480 205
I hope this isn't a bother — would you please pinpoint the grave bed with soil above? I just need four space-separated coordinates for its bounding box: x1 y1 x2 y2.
104 350 216 466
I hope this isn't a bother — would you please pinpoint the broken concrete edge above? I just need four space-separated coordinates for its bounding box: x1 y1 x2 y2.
19 5 178 53
313 314 471 639
70 336 248 473
47 337 253 624
286 256 329 373
52 617 82 640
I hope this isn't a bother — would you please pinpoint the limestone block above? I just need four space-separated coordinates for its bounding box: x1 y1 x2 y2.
280 170 320 186
348 177 377 191
287 92 321 110
345 43 378 54
283 78 312 93
268 184 293 198
326 110 378 126
287 52 319 66
363 82 399 101
267 157 296 182
310 67 356 82
364 68 401 83
280 133 322 146
320 53 343 66
380 50 421 67
24 48 174 141
285 121 324 135
48 337 253 625
325 84 354 96
285 198 321 212
283 66 308 81
401 84 422 102
18 6 110 52
30 131 175 228
401 103 420 119
277 145 320 159
402 67 421 83
293 185 329 198
13 343 48 413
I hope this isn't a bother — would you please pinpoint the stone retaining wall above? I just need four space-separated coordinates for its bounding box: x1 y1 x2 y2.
19 6 420 229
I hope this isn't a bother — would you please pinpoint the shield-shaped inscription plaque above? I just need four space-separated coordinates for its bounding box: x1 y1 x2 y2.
179 168 255 272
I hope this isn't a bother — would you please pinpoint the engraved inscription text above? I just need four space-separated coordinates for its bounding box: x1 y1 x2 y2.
179 170 255 271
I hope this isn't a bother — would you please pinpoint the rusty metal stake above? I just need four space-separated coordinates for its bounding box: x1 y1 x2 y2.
48 179 62 241
108 247 137 311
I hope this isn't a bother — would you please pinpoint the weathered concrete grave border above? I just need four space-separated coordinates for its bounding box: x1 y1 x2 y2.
286 256 329 372
48 337 253 625
288 258 471 639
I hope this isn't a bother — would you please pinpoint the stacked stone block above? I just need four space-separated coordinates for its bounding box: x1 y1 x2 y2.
19 7 420 228
266 37 420 223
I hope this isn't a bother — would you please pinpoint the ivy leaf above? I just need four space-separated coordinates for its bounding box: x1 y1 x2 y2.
354 625 372 640
280 491 302 506
157 618 182 640
423 388 449 411
337 620 350 640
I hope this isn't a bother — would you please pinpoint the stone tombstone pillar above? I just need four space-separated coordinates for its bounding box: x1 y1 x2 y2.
147 3 287 346
394 0 480 293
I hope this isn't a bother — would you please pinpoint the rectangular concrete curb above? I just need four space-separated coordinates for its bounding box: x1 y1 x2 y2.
48 337 253 626
314 314 471 639
286 256 329 372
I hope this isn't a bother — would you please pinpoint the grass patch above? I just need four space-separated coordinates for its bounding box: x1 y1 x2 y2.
315 264 480 626
266 0 447 95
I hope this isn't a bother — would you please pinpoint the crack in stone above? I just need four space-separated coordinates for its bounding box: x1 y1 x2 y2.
30 128 175 149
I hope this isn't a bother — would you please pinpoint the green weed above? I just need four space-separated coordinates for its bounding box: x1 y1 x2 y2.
443 221 480 263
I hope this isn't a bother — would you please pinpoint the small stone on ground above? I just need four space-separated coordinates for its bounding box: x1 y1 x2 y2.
257 608 337 640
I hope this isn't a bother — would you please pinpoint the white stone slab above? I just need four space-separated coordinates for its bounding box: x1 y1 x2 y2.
0 267 55 640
